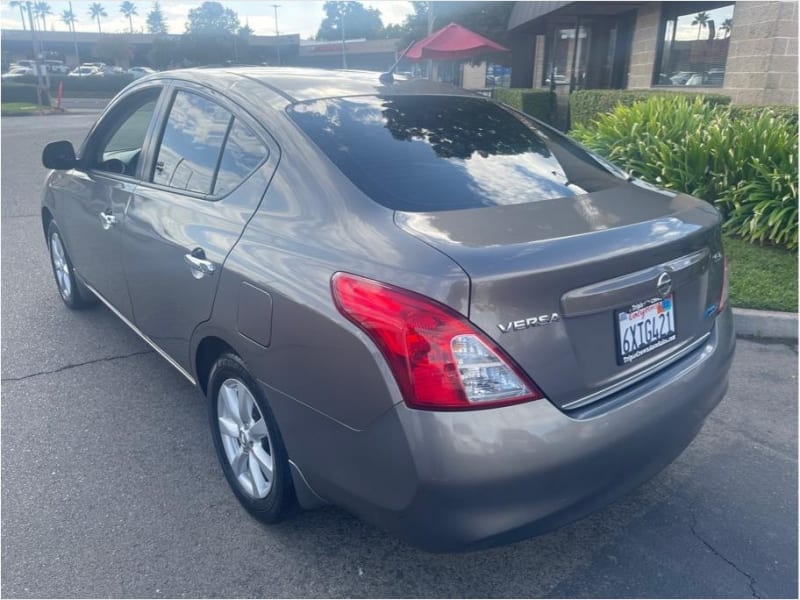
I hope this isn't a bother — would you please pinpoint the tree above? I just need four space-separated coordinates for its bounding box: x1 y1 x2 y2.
9 0 27 31
180 33 237 65
93 34 131 66
88 3 108 33
61 7 77 32
186 1 240 35
147 35 178 69
34 2 53 31
692 11 710 40
720 17 733 38
146 1 167 34
386 1 429 45
316 2 384 41
238 23 253 37
120 1 138 33
438 2 513 41
382 2 513 50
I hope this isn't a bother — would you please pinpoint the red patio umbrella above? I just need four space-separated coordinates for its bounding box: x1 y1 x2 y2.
405 22 509 61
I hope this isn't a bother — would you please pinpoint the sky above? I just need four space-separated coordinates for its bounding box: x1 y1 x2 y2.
1 0 415 39
672 4 734 41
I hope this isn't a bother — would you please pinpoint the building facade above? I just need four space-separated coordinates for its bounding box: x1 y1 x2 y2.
507 0 798 105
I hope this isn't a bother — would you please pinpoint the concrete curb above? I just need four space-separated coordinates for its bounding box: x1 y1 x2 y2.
733 307 798 340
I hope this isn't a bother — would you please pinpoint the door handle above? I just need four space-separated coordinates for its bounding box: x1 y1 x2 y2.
184 248 216 279
99 210 117 230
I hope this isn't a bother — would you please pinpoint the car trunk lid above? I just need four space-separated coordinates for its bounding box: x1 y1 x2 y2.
395 185 725 410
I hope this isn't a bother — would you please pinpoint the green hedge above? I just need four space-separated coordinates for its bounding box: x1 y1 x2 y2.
730 104 798 125
10 74 134 96
492 88 556 125
1 83 51 105
569 89 731 129
571 95 798 250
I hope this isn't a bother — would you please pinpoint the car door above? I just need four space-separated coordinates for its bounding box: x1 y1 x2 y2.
122 83 275 371
56 85 165 320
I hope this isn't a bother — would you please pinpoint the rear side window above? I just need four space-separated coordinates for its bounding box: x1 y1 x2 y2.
153 91 231 195
288 95 626 212
213 119 268 196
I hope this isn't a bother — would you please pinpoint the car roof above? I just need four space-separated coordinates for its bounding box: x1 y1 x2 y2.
149 66 477 104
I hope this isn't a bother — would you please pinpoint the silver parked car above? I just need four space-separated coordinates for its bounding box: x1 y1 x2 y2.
40 68 735 551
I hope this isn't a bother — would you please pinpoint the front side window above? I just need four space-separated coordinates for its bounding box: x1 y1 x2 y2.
90 88 160 177
153 91 231 195
654 3 734 87
288 95 625 212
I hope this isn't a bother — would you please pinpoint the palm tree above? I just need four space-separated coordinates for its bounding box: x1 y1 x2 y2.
720 17 733 39
61 7 77 32
88 2 107 33
692 11 710 40
9 0 27 30
119 1 138 33
34 2 52 31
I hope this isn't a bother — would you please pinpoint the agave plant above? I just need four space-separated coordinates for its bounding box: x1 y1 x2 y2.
571 97 798 250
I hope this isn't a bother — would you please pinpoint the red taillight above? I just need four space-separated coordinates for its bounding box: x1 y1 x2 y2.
718 257 730 312
331 273 543 410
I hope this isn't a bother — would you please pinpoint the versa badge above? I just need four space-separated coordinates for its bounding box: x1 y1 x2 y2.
498 313 560 333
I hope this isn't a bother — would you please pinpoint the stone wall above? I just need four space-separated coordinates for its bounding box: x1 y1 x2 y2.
532 34 546 87
627 2 662 88
724 1 798 105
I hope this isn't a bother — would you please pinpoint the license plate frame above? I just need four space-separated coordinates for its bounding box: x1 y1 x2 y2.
615 295 677 365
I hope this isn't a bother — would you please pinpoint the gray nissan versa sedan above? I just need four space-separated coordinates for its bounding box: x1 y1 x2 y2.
40 68 735 551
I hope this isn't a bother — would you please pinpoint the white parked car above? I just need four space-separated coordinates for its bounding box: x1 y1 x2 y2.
2 66 33 79
128 66 156 79
45 60 70 74
68 65 102 77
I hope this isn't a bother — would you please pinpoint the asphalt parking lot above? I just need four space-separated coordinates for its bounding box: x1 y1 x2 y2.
1 109 797 598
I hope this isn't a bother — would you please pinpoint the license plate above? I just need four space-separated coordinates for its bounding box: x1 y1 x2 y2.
616 295 676 364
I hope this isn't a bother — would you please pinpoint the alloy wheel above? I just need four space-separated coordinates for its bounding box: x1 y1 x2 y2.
50 231 72 300
216 378 275 499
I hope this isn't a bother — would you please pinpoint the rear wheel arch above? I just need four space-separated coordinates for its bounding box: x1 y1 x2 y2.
195 335 238 394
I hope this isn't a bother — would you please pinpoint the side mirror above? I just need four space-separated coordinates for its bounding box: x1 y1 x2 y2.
42 140 77 170
101 158 126 174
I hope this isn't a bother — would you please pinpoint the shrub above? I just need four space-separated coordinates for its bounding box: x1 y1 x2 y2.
718 111 798 249
58 74 134 95
571 95 798 250
569 89 731 129
729 104 798 125
10 74 134 97
492 88 555 125
1 83 50 105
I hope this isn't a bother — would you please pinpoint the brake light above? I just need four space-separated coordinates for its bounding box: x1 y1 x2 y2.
331 273 543 410
718 257 730 312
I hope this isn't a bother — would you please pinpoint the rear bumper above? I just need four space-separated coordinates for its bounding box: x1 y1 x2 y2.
286 308 735 552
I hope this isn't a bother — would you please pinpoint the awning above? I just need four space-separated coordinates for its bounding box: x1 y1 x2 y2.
405 23 509 61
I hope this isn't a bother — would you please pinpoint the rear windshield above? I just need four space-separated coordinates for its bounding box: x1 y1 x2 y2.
287 95 626 212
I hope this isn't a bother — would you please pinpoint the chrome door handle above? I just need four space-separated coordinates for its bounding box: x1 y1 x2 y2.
184 249 215 279
99 211 117 230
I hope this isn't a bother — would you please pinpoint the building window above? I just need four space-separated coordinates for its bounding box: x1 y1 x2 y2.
654 2 734 87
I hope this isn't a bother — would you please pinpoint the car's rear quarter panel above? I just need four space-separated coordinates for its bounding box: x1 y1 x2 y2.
194 108 470 500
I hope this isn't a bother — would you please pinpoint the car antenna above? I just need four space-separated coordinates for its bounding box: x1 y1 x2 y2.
379 40 416 85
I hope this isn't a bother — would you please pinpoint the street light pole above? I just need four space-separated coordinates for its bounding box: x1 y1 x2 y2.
340 9 347 69
271 4 281 66
68 0 81 71
426 2 434 79
25 1 46 108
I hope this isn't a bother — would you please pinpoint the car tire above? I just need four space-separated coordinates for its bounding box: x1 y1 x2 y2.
208 353 296 523
47 221 96 310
